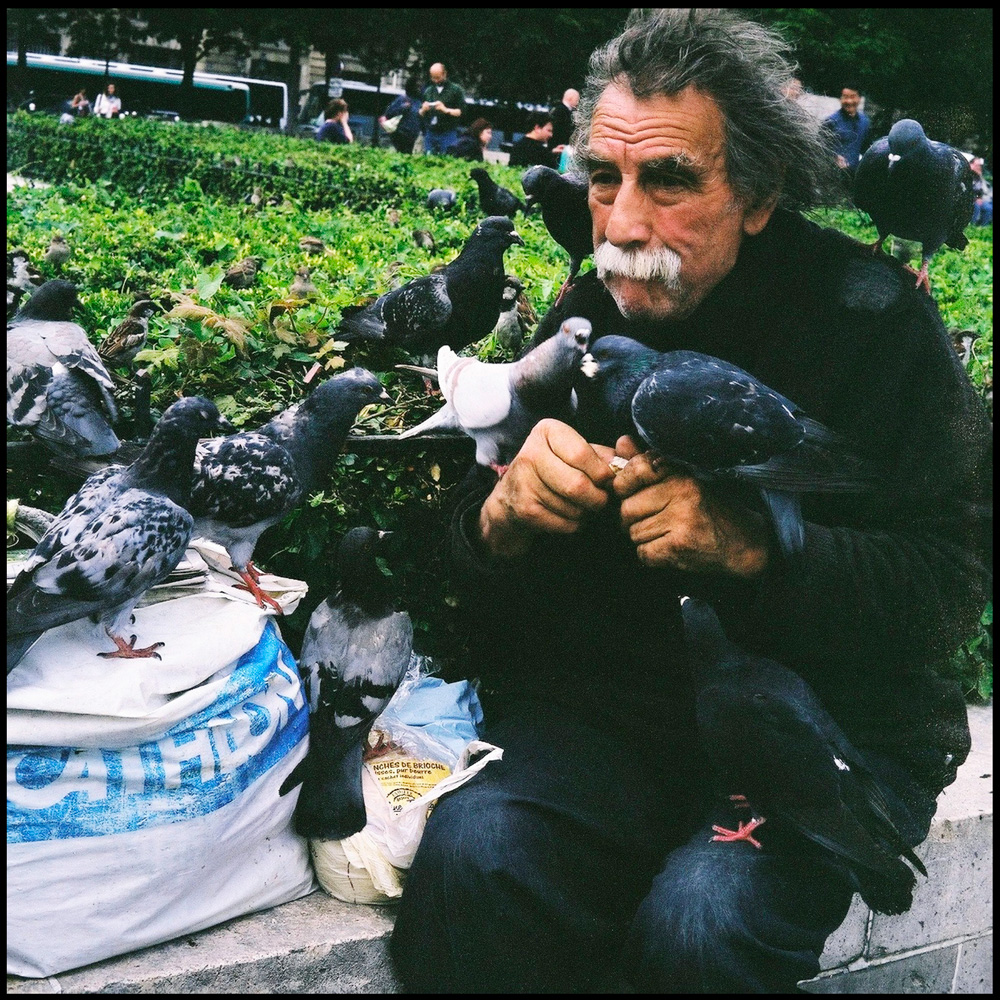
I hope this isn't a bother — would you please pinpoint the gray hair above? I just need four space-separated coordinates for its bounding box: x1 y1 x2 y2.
575 9 837 211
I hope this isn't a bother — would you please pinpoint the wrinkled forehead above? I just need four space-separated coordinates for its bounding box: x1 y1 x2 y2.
586 83 727 172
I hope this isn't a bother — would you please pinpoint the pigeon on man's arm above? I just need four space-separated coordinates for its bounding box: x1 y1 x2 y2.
187 368 390 612
854 119 975 295
397 316 592 475
279 527 413 839
682 596 927 915
578 335 877 558
521 165 592 306
7 279 121 458
336 216 524 358
7 397 232 674
470 168 526 218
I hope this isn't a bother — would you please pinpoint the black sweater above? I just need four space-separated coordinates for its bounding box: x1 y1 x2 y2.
448 210 991 828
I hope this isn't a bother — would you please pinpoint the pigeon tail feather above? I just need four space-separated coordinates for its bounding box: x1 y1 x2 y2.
761 488 804 558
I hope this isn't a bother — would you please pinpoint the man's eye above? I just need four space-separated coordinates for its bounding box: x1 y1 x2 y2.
589 171 618 186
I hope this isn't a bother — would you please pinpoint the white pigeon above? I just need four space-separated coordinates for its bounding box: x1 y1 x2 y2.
397 316 592 475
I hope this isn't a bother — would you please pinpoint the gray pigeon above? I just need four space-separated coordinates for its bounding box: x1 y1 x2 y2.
426 188 457 210
520 165 592 306
397 316 592 474
853 118 975 294
578 335 876 558
682 596 927 915
187 368 391 611
7 396 232 673
336 216 525 358
7 279 121 457
470 167 526 218
279 527 413 839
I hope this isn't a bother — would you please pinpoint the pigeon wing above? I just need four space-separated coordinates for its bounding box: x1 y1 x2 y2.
380 273 453 345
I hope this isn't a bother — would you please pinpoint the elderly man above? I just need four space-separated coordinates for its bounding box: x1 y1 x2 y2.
390 9 991 993
419 62 466 155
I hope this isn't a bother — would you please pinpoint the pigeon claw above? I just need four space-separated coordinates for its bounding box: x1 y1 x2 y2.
98 629 165 660
912 262 932 296
553 278 573 309
234 568 284 614
711 816 766 850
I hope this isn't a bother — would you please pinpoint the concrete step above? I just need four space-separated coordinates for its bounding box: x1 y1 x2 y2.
7 705 991 994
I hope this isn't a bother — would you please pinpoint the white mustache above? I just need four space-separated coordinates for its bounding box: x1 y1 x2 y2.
594 241 682 288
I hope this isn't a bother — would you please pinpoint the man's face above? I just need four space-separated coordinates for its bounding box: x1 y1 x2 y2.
429 65 446 85
535 121 553 141
585 83 774 320
840 89 861 117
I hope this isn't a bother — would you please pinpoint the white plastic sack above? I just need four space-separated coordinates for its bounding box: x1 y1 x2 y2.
7 542 316 978
311 659 503 904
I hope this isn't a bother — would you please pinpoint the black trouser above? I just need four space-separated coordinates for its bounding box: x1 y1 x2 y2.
389 700 912 993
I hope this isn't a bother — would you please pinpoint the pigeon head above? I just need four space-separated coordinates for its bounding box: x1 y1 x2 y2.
579 335 661 386
335 525 396 610
500 275 524 306
15 279 79 322
473 215 525 248
298 367 392 429
151 396 234 441
680 597 737 672
887 119 928 159
520 164 559 209
469 167 492 186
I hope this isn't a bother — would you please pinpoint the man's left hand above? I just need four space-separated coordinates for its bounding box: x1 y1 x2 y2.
611 436 771 578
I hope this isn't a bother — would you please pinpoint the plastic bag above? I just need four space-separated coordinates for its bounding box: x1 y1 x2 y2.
310 656 503 904
7 541 315 978
381 114 403 134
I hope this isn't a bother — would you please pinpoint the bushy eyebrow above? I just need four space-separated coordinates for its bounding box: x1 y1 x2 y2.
581 152 703 189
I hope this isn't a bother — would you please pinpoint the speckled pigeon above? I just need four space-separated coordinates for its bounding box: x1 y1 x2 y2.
7 396 232 673
682 596 927 915
7 279 121 458
187 368 390 611
279 527 413 839
854 119 975 294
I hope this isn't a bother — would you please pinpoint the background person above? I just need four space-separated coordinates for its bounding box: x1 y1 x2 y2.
316 99 353 145
93 82 121 118
508 114 559 168
449 117 493 161
419 62 465 155
379 83 422 154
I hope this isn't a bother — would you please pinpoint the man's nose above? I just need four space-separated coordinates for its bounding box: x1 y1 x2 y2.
602 179 652 248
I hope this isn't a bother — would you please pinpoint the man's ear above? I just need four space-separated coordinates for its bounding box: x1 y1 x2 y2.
743 193 778 236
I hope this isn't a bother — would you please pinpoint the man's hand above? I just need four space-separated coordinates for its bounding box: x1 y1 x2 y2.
612 437 771 578
478 420 617 559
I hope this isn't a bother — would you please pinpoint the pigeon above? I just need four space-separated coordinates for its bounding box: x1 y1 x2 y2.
44 234 71 269
520 165 592 306
853 119 975 294
7 279 121 458
299 235 327 256
397 316 592 475
492 275 529 354
7 248 43 317
578 335 875 558
412 228 437 253
279 527 413 839
223 256 263 290
426 188 457 210
470 167 526 218
336 216 525 358
187 368 391 612
289 267 318 300
98 299 158 368
7 396 232 674
681 596 928 915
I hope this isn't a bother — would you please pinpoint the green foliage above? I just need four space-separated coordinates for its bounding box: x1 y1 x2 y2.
7 115 992 695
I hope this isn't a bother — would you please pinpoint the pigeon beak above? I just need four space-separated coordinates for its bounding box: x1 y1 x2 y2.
580 354 599 379
887 153 901 170
217 415 236 434
524 195 537 211
379 388 393 402
510 231 525 247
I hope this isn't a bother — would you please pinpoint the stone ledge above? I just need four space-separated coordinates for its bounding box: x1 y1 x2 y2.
7 705 991 995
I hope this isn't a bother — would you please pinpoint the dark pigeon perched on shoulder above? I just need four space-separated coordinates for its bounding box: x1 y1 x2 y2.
577 335 876 559
521 165 592 306
681 597 928 915
398 316 592 475
336 216 524 358
187 368 390 612
469 168 526 219
279 527 413 839
7 279 121 458
854 118 975 295
7 397 232 674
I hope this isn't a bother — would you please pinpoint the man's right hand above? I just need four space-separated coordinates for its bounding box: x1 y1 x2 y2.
478 420 617 559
